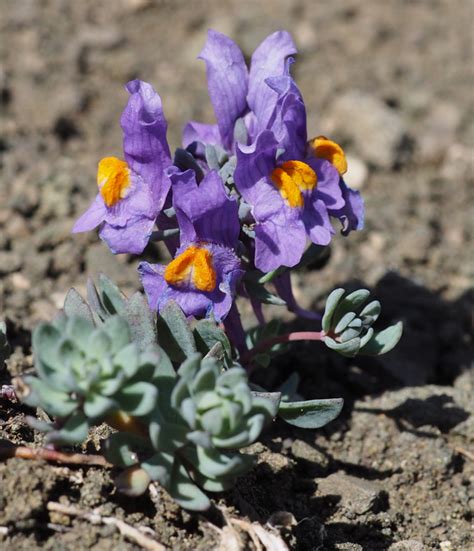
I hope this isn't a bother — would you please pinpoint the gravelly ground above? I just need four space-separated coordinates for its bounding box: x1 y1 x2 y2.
0 1 473 549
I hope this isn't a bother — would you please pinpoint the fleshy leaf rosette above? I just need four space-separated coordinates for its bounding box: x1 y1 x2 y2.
106 353 279 511
22 315 162 444
322 288 403 357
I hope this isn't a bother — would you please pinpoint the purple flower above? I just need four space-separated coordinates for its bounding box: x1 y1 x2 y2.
73 80 172 254
308 136 364 234
138 170 243 321
182 29 297 153
234 130 343 272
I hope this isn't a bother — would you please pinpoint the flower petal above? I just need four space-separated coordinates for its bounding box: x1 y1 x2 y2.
255 215 306 272
99 215 155 255
72 196 106 233
121 79 172 212
306 157 344 210
248 31 297 132
234 130 279 212
303 198 334 246
329 178 365 235
199 30 248 150
182 121 221 151
171 169 240 248
265 72 307 159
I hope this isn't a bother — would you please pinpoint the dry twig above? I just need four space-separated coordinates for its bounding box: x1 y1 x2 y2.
47 502 166 551
0 441 111 467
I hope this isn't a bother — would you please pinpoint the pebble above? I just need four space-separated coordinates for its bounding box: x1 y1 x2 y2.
344 155 368 190
417 102 461 163
0 251 22 275
389 540 425 551
291 439 330 469
316 472 386 515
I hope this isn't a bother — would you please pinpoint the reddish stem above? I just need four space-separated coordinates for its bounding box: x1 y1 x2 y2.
242 330 325 365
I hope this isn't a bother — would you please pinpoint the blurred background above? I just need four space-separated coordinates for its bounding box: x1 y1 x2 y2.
1 0 472 328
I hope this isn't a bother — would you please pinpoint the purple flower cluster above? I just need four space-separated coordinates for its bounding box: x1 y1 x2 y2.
74 30 364 322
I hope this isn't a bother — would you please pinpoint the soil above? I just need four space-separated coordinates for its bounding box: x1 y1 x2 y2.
0 0 473 549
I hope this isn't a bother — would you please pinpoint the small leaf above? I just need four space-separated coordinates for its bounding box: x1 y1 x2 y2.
194 320 232 367
245 281 286 306
117 382 158 417
359 300 381 324
233 117 248 145
332 289 370 325
113 342 139 378
195 447 254 478
141 452 174 487
279 398 343 428
103 316 131 353
124 292 157 351
63 288 95 325
324 335 361 357
104 432 149 467
334 312 357 334
98 274 127 316
83 394 116 420
87 329 112 359
190 470 236 492
65 316 94 352
23 377 77 417
169 460 211 511
359 321 403 355
251 391 281 419
157 301 196 362
322 288 346 332
277 373 301 402
205 145 220 169
46 411 89 445
86 277 105 322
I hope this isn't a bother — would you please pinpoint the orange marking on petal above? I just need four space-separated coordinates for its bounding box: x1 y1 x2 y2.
309 136 348 175
164 246 216 293
270 160 317 208
97 157 131 207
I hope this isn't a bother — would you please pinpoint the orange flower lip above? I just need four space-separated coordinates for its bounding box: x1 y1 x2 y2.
164 245 217 293
309 136 347 175
270 160 317 208
97 156 131 207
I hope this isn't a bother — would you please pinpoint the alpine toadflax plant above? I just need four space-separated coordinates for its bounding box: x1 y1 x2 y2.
14 29 402 511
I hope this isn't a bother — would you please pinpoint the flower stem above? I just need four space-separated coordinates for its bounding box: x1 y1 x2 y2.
243 330 325 365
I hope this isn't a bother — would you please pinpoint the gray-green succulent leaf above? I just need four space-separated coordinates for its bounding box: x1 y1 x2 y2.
322 288 403 357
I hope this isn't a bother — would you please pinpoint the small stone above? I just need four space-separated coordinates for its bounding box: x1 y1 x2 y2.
316 472 386 515
418 102 461 163
291 439 330 469
389 540 425 551
0 251 22 275
344 155 368 190
10 273 31 290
